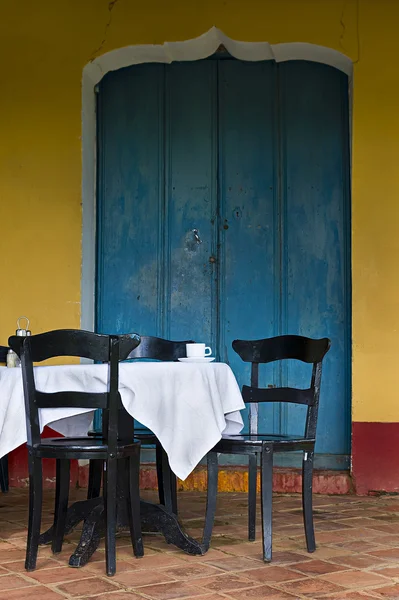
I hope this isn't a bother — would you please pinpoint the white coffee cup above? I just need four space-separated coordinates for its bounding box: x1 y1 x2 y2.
186 343 212 358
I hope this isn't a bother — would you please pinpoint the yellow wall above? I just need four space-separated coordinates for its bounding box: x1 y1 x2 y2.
0 0 397 422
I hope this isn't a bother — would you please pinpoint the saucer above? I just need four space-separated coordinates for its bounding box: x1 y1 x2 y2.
178 357 216 363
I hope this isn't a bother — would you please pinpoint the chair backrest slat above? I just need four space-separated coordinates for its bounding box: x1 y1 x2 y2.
15 329 112 363
234 335 329 365
126 335 194 361
242 385 314 406
0 346 8 364
233 335 331 438
8 329 140 448
35 391 109 409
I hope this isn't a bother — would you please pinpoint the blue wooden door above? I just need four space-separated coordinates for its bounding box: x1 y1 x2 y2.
96 59 351 469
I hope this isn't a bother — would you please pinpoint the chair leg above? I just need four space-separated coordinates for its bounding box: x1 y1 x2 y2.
202 452 219 551
248 454 257 541
87 459 102 500
25 455 43 571
159 446 177 514
170 470 178 516
52 459 70 554
126 454 144 558
260 444 273 563
0 455 9 493
302 450 316 553
104 457 118 576
155 443 165 506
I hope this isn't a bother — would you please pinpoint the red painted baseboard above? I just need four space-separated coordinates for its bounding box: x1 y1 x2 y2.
8 427 79 489
352 421 399 495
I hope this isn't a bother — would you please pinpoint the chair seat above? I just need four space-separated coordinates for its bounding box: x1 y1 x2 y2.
213 433 315 454
88 429 157 445
33 437 141 459
135 432 157 443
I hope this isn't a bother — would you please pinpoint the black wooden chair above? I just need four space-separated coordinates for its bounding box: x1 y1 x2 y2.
202 335 331 562
0 346 8 363
88 336 194 515
0 346 9 492
9 329 143 576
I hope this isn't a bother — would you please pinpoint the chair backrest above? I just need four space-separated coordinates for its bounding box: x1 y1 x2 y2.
8 329 140 449
125 335 194 361
0 346 8 364
232 335 331 438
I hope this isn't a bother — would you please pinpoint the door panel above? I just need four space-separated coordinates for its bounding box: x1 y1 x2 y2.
167 62 217 345
280 62 351 466
218 60 279 433
97 65 165 336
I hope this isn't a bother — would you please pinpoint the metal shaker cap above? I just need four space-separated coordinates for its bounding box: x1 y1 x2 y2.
16 316 30 336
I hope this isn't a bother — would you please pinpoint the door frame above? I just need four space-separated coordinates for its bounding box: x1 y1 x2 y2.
83 29 353 467
80 27 353 333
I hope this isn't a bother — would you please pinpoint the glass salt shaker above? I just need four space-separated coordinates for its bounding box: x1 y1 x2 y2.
6 348 17 368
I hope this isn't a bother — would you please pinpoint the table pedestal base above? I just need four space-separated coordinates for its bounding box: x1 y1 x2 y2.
39 498 205 567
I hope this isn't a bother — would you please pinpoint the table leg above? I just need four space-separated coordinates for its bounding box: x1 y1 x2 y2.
38 497 103 545
140 501 205 555
69 503 105 567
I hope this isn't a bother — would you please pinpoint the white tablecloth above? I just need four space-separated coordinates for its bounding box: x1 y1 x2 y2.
0 362 244 480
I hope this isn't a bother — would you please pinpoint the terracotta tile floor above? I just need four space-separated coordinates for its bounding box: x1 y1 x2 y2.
2 489 399 598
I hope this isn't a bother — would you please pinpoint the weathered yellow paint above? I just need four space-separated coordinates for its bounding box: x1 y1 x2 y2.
0 0 397 422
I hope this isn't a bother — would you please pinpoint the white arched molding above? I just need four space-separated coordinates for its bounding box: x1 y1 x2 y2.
81 26 353 330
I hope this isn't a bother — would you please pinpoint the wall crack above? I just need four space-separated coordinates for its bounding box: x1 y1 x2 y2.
89 0 120 63
339 0 360 63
